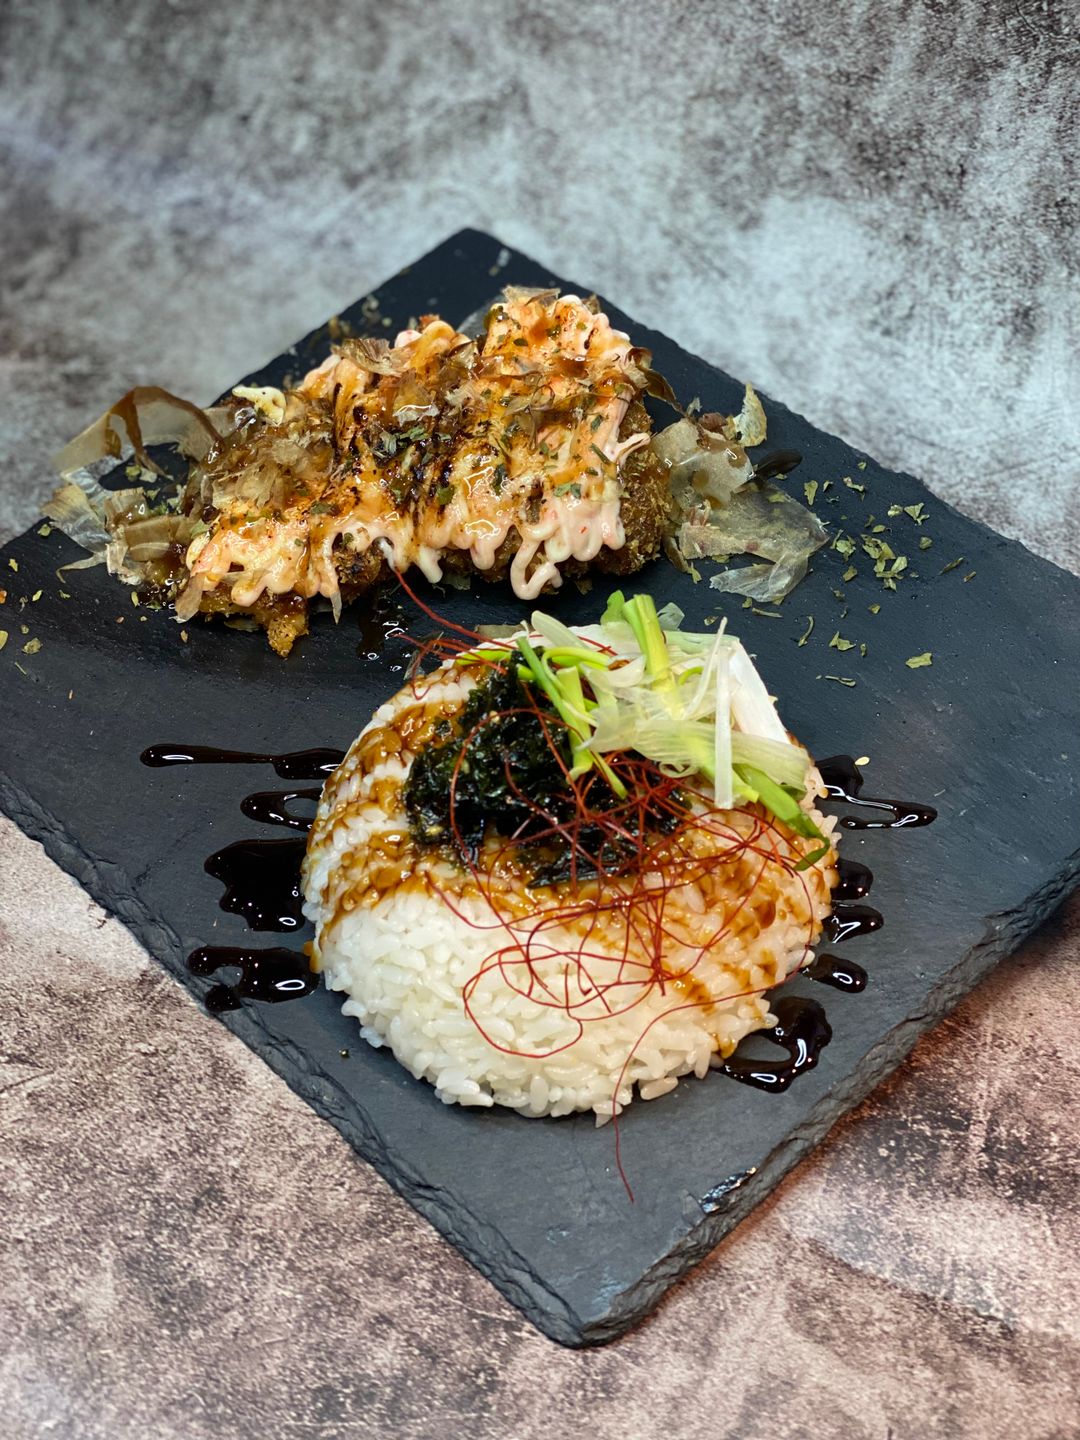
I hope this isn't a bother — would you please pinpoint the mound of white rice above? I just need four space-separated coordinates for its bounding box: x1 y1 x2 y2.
302 666 837 1121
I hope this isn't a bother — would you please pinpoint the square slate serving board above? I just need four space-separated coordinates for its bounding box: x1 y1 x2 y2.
3 230 1079 1346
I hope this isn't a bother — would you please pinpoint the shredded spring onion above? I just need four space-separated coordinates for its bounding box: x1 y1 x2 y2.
455 591 827 847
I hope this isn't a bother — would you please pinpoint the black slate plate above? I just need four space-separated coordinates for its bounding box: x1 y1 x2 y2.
3 230 1079 1346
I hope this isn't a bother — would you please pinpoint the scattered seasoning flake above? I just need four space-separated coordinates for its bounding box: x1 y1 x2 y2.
824 674 857 687
859 643 868 657
833 535 856 558
963 570 977 582
869 603 881 614
23 637 42 655
905 504 927 524
751 607 783 618
842 565 857 582
38 523 52 537
822 480 833 492
59 591 71 599
941 557 965 574
0 630 6 651
804 480 819 506
906 652 933 669
829 631 856 652
131 591 140 606
919 536 933 550
20 624 28 634
31 589 42 601
796 615 815 647
180 630 189 643
857 460 867 471
870 523 887 533
8 558 17 572
843 477 866 494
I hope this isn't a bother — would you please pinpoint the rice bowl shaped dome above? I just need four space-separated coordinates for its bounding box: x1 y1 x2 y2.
302 660 838 1122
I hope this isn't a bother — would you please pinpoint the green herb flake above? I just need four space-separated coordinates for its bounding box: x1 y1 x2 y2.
905 652 933 669
904 503 927 524
589 443 610 467
435 484 455 506
20 624 28 634
512 336 528 347
824 674 857 687
590 414 603 432
843 476 866 494
963 570 977 582
751 607 783 618
131 590 141 607
554 481 582 499
859 643 868 657
842 566 857 583
870 524 887 534
7 559 17 573
829 631 856 652
0 630 6 651
22 637 41 656
796 616 815 647
919 536 933 550
822 480 833 492
869 603 881 614
742 598 754 609
803 480 819 506
31 589 42 602
857 460 867 470
832 535 856 558
941 556 965 574
37 523 52 537
308 501 336 515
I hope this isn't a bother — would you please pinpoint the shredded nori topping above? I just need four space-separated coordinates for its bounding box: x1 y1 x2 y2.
403 666 676 886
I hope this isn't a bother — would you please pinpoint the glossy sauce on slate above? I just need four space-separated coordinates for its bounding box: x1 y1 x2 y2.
188 945 317 1013
817 754 937 830
141 745 934 1094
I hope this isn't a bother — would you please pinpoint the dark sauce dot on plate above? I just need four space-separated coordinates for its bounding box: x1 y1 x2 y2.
240 788 321 831
189 945 317 1012
204 837 307 931
753 449 803 482
823 903 884 944
141 744 344 779
816 754 937 831
720 996 832 1092
804 954 868 991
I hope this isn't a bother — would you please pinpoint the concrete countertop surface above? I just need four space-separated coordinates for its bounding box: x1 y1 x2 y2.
2 3 1078 1436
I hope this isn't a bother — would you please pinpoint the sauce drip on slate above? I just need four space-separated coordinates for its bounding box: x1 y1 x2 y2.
240 788 321 831
141 744 343 779
817 754 937 830
204 837 307 930
823 904 884 944
357 589 409 666
834 856 873 901
753 449 803 482
804 954 868 992
719 996 831 1091
188 945 317 1013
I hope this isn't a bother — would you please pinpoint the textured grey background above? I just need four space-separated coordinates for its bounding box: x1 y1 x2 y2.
1 2 1078 1437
